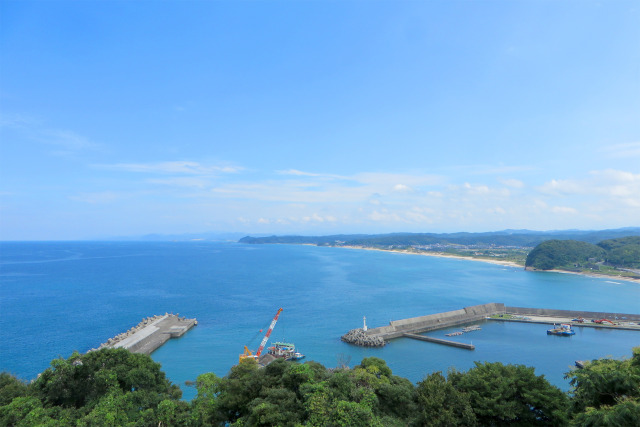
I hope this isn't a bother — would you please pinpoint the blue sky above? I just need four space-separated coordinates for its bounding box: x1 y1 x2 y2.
1 1 639 240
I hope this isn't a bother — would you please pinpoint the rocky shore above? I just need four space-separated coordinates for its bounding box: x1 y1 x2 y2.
341 328 385 347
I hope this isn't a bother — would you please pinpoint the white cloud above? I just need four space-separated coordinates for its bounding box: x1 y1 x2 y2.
393 184 412 192
538 179 586 196
539 169 640 199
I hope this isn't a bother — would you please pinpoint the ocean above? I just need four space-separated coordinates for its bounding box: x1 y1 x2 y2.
1 241 639 400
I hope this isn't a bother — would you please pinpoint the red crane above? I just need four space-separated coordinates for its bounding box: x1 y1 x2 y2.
239 308 284 363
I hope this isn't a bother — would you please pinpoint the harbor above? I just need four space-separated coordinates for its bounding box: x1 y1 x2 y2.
342 303 640 349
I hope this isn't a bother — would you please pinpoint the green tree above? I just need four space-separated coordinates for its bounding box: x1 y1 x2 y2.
0 372 29 406
190 372 222 425
566 346 640 425
416 371 476 426
449 361 568 426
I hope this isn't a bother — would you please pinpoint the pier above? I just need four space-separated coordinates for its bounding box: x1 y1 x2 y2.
95 314 197 355
490 307 640 331
403 333 475 350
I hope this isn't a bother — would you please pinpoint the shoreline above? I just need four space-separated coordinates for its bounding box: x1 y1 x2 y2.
337 245 523 267
335 245 640 283
543 268 640 284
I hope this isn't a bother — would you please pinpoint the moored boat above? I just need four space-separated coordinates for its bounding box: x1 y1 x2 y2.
267 342 305 361
547 324 575 336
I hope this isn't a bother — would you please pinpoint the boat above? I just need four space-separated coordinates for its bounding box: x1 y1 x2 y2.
547 324 575 336
267 342 305 361
462 325 481 333
445 331 463 337
290 351 306 361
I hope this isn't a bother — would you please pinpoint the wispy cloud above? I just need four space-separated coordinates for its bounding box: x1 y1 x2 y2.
97 161 243 175
601 142 640 158
1 113 102 155
147 177 212 188
499 178 525 188
69 191 121 204
446 163 535 176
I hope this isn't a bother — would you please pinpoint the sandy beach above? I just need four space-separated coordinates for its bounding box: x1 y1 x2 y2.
337 245 640 283
339 245 522 267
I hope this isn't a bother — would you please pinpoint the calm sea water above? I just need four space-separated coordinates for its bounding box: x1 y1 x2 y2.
1 241 639 400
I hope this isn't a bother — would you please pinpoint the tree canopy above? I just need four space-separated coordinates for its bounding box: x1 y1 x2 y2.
1 347 639 426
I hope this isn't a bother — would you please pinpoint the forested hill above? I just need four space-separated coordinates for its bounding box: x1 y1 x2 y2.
525 236 640 270
239 228 640 248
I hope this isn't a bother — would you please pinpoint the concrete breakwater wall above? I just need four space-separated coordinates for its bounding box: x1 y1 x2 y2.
94 314 197 355
365 303 505 341
505 306 640 321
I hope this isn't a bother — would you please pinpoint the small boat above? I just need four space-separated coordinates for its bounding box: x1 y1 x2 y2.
547 324 575 336
267 342 305 361
290 352 305 361
445 331 463 337
462 325 481 333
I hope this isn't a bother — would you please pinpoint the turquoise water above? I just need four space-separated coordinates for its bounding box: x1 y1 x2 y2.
1 241 639 400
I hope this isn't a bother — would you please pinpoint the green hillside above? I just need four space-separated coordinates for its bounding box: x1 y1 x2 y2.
526 236 640 271
525 240 606 270
598 236 640 268
239 228 640 248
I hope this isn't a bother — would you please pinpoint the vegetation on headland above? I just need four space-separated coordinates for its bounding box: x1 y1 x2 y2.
2 347 639 426
526 236 640 278
239 228 640 248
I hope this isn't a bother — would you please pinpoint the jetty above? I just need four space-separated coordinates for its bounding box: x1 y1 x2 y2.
343 303 640 349
94 314 197 355
403 333 475 350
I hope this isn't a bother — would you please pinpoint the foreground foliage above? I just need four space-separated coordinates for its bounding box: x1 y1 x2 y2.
1 347 638 426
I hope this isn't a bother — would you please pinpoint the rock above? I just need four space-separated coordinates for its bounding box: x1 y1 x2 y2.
341 328 385 347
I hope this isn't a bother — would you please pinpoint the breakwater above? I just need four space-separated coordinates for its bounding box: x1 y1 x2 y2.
366 303 504 341
94 314 197 355
344 303 640 348
341 328 385 347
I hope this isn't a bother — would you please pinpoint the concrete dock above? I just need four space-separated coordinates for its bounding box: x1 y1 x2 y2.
403 333 475 350
491 307 640 331
96 314 197 355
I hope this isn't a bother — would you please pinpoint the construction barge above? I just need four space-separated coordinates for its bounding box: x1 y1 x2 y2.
342 303 640 349
94 314 197 355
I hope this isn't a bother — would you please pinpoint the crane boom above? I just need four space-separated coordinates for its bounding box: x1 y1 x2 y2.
256 308 283 357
